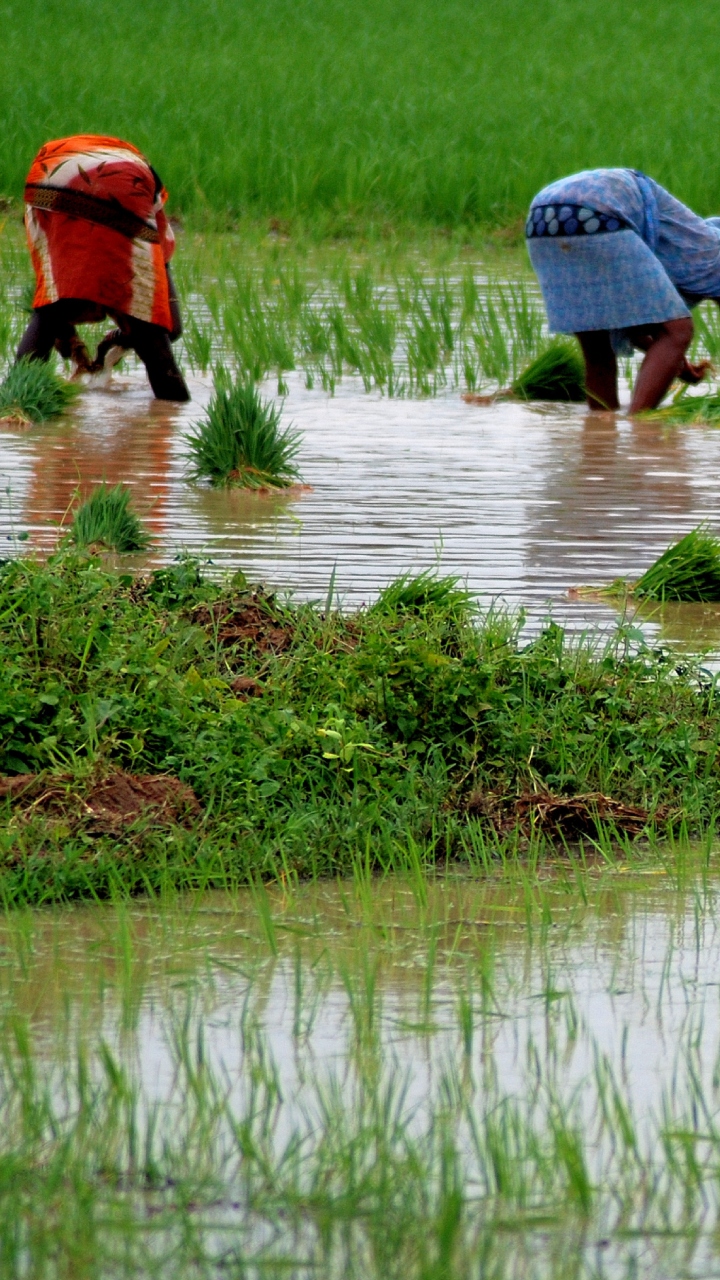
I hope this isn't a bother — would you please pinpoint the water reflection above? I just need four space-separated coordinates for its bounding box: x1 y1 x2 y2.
3 367 720 651
524 414 701 592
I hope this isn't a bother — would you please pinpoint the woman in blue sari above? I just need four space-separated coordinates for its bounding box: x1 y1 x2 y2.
526 169 720 411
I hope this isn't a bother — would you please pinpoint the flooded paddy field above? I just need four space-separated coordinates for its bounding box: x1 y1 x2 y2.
5 865 720 1277
4 369 720 650
4 240 720 1276
3 232 720 649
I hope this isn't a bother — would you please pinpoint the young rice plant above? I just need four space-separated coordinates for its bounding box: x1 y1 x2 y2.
511 339 585 402
69 485 150 553
187 373 302 488
0 357 80 423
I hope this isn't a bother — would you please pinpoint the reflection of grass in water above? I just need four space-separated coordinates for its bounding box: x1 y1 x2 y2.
511 339 585 402
0 357 80 423
70 485 150 553
186 373 302 488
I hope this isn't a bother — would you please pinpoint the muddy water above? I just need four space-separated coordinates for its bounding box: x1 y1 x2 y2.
4 872 720 1274
0 871 716 1127
2 365 720 647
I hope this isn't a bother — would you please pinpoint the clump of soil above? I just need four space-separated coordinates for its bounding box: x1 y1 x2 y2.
192 592 294 654
230 675 265 698
0 769 200 834
467 788 670 840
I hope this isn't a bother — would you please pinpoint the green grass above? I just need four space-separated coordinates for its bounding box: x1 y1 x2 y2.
186 373 302 487
0 356 79 423
69 485 150 553
633 525 720 602
0 554 719 907
643 390 720 425
3 0 720 229
511 339 585 402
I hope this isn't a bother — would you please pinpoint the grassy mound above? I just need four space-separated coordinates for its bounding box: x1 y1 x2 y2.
633 525 720 602
511 340 586 402
187 375 301 488
0 358 80 424
69 486 150 554
0 555 718 905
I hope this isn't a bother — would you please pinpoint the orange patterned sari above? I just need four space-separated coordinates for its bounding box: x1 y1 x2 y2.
24 134 176 330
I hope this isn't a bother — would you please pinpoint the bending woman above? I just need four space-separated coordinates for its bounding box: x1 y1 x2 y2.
18 134 189 401
526 169 720 412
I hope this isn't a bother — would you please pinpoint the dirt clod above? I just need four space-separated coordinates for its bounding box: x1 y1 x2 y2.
85 772 200 832
192 593 293 655
230 675 265 698
467 788 670 840
0 769 200 834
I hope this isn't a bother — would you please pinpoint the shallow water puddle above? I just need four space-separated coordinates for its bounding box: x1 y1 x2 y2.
4 871 720 1275
2 368 720 649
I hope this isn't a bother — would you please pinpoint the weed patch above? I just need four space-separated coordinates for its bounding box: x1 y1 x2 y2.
0 555 718 904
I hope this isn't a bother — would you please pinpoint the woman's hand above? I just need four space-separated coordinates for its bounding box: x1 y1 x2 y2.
679 357 712 384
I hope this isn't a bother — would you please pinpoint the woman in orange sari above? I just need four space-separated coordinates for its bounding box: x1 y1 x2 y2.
18 134 189 401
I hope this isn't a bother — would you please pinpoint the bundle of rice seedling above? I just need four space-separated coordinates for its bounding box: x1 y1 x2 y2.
186 375 301 489
632 525 720 601
643 392 720 426
0 358 80 424
511 339 585 402
371 569 474 616
69 485 150 553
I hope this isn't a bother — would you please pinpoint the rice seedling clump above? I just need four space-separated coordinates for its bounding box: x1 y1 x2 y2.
187 374 301 488
0 357 79 423
511 340 585 402
643 392 720 426
633 524 720 601
70 485 150 553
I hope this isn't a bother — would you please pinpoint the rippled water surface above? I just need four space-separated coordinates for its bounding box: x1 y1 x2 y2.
6 870 720 1277
3 365 720 648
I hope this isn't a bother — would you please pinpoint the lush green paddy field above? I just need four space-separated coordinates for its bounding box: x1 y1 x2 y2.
2 0 720 229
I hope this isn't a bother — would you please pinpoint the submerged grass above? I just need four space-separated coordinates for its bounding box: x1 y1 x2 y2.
0 555 719 906
511 338 585 402
69 485 150 553
186 373 302 487
0 357 79 423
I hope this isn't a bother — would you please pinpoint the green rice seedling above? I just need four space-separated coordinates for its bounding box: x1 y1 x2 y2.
632 524 720 602
370 568 474 617
182 312 214 374
69 484 150 553
186 372 301 488
511 339 585 402
0 357 80 423
643 390 720 426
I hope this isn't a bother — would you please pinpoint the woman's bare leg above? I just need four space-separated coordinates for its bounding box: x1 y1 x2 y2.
575 330 619 410
626 317 693 413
